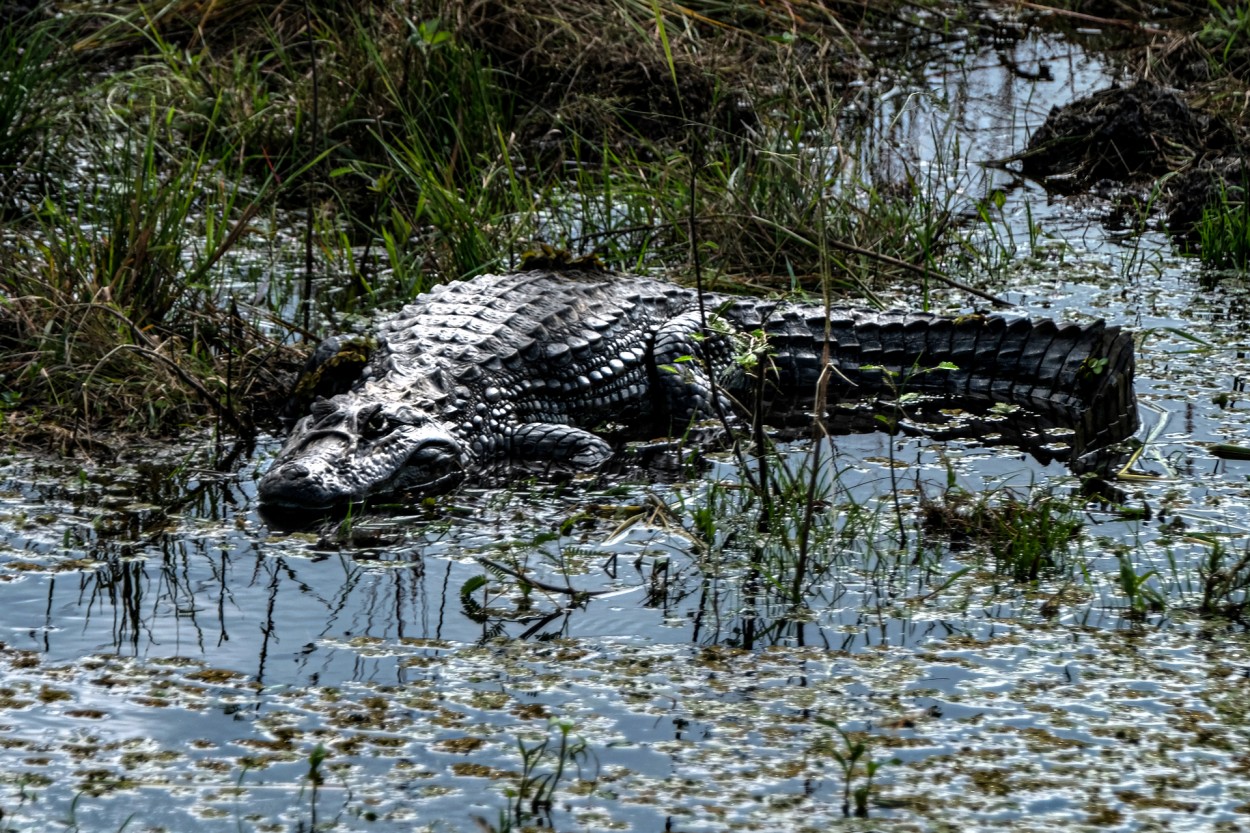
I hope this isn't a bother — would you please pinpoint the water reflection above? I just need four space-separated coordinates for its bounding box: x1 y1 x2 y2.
0 432 1064 660
1 420 1247 830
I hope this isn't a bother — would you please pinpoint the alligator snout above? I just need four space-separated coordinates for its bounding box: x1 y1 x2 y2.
257 457 348 510
258 402 467 510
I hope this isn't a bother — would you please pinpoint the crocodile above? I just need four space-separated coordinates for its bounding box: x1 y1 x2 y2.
258 270 1139 510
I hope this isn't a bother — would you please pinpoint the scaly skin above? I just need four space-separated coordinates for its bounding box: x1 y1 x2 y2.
258 270 1138 510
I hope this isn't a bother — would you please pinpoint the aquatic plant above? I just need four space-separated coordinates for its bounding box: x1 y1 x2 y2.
508 717 595 824
1116 553 1167 621
302 743 329 830
1195 180 1250 269
664 419 900 649
920 486 1084 583
459 573 515 641
815 719 900 818
1197 538 1250 621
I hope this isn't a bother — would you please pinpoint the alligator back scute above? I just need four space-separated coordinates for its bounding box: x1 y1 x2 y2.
985 317 1039 403
1084 325 1139 449
1050 320 1105 393
970 319 1008 391
874 317 910 370
901 315 940 366
989 317 1034 394
1014 318 1061 401
941 316 985 396
724 297 771 331
1040 324 1086 403
908 313 953 366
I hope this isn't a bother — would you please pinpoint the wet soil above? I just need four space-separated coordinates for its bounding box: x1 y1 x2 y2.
1165 154 1250 240
1020 79 1236 193
1017 75 1250 249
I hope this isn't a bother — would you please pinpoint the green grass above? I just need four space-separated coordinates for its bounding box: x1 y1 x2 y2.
815 719 901 818
0 14 67 208
1198 538 1250 620
1200 0 1250 78
60 0 971 299
1195 181 1250 269
921 486 1084 583
0 97 296 437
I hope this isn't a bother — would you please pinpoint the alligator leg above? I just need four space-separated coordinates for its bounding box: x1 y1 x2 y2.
650 311 743 426
506 423 614 470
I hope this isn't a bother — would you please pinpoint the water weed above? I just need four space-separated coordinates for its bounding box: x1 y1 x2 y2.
508 717 594 825
302 743 329 830
1116 552 1167 620
921 486 1084 583
1195 179 1250 269
815 719 900 818
1198 537 1250 620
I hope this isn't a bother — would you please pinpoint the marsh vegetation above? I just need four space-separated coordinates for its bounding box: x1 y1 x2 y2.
0 0 1210 440
2 1 1250 831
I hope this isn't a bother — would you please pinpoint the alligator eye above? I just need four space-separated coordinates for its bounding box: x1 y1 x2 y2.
363 411 386 437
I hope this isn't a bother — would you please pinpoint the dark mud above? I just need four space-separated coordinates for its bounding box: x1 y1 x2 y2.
1017 76 1250 250
1020 79 1236 192
1166 155 1250 240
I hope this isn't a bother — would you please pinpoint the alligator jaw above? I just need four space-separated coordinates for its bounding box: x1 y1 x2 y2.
258 411 466 510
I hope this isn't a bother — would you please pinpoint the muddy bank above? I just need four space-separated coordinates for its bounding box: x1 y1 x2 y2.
1018 78 1248 247
1020 80 1236 191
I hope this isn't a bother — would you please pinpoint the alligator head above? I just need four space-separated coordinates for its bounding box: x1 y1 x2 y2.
258 396 466 510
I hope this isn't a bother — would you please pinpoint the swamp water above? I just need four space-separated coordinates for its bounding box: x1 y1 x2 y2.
3 30 1250 833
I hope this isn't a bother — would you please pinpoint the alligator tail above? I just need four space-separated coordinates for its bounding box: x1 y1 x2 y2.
720 299 1139 458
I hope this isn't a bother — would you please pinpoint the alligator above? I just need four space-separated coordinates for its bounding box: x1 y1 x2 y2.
258 270 1139 510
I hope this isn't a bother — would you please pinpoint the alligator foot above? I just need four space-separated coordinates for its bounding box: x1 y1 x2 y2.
507 423 614 471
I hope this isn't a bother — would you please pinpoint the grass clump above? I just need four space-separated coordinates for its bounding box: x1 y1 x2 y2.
1195 182 1250 269
1197 0 1250 78
1116 552 1166 620
62 0 955 289
349 17 521 289
1197 538 1250 621
0 14 69 210
0 102 299 442
921 487 1084 583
